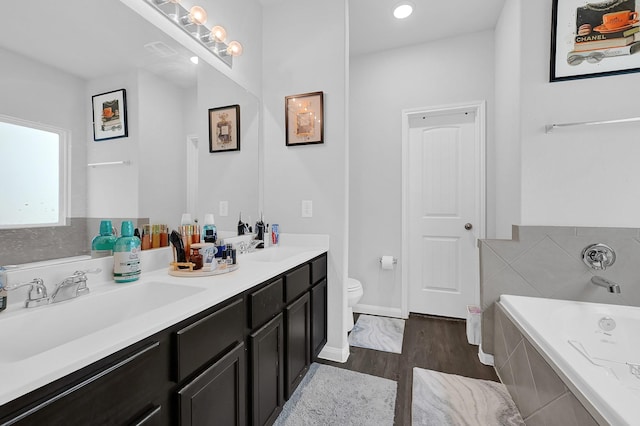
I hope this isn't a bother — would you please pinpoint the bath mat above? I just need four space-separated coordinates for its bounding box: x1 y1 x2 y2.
275 363 397 425
412 367 524 426
348 314 405 354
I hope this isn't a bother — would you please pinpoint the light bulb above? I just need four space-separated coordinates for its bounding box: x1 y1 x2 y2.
187 6 207 25
226 41 243 56
211 26 227 43
393 3 413 19
190 56 199 64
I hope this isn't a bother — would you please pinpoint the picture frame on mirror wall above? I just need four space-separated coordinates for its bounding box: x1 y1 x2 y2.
285 91 324 146
551 0 640 81
209 104 240 153
92 89 128 141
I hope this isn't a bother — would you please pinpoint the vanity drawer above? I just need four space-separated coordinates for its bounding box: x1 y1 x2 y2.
284 264 310 304
249 278 284 329
175 298 244 382
310 255 327 284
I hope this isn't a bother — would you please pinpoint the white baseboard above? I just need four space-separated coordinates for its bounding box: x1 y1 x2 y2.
353 303 404 319
318 344 349 363
478 344 494 366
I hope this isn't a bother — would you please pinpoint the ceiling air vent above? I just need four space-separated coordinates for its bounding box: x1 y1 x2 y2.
143 41 178 58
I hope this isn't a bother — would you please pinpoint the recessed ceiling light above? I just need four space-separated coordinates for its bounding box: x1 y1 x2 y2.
190 56 199 64
393 2 414 19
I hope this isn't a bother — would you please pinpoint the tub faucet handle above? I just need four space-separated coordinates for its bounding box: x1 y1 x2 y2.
582 243 616 271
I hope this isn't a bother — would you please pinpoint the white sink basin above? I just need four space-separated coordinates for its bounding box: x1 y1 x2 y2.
0 281 204 363
242 247 304 263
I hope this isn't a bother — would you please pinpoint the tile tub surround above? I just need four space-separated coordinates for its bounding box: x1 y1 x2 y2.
479 225 640 355
493 302 600 426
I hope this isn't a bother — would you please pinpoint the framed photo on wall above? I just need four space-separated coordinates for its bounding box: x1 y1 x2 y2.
285 91 324 146
209 104 240 153
92 89 128 141
551 0 640 81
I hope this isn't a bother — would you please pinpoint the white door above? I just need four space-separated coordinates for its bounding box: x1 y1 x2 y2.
407 108 482 319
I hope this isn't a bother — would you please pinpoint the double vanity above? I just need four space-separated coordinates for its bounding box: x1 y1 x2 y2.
0 238 328 425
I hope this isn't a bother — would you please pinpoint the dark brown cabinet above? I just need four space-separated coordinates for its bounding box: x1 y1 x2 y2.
0 253 328 426
284 292 310 399
178 343 246 426
249 314 284 426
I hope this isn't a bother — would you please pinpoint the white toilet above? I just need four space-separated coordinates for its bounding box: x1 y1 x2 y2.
346 278 364 332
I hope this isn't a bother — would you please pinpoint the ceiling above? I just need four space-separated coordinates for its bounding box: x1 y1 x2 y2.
349 0 507 57
0 0 198 88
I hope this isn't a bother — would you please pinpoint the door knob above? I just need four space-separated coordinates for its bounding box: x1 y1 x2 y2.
464 223 473 230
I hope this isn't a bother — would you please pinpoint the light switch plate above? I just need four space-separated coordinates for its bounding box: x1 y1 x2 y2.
301 200 313 218
219 201 229 217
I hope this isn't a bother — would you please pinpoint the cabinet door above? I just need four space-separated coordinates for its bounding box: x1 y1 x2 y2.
284 293 310 399
310 279 327 360
249 314 284 426
178 342 246 426
131 405 162 426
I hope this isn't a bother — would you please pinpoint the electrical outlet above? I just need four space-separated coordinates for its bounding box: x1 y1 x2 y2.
301 200 313 218
219 201 229 217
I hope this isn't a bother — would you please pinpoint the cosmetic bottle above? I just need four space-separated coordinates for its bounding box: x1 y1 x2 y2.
202 213 218 244
91 220 118 258
271 223 280 246
141 224 152 250
113 221 141 283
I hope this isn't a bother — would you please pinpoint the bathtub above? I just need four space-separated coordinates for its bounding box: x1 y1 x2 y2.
498 295 640 426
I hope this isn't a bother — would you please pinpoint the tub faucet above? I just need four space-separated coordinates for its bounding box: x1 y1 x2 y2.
591 276 621 294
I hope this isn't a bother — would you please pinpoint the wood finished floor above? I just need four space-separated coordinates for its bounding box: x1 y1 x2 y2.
318 313 499 426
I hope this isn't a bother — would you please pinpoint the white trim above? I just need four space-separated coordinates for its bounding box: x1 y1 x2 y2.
353 303 405 319
401 101 487 318
478 344 495 366
318 344 350 363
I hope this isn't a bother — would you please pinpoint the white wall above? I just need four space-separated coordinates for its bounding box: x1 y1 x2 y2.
519 0 640 228
196 63 260 231
262 0 349 361
0 47 87 218
494 0 522 238
349 31 495 313
86 71 141 218
138 70 190 226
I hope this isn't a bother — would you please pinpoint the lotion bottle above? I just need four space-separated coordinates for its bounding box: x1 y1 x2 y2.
113 221 141 283
91 220 118 258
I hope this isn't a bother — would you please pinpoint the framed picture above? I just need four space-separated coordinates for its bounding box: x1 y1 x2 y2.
285 91 324 146
92 89 128 141
551 0 640 81
209 105 240 153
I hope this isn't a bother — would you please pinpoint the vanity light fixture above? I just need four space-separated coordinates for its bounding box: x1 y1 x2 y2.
393 2 414 19
147 0 243 68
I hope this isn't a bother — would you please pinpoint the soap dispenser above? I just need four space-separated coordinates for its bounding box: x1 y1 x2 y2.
255 213 266 249
113 221 141 283
91 220 118 258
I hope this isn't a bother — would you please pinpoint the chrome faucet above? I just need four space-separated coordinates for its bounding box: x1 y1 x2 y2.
50 269 100 304
591 276 621 294
7 278 50 308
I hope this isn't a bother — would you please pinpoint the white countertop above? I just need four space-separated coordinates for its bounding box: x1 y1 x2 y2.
0 236 328 406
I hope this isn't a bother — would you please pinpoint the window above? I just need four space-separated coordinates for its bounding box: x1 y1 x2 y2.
0 115 68 228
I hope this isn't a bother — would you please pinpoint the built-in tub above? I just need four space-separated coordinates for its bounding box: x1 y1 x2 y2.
497 295 640 426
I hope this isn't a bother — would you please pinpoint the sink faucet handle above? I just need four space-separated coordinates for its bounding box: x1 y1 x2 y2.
74 268 102 276
7 278 50 308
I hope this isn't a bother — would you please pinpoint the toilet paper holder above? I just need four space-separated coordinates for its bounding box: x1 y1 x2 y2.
378 257 397 265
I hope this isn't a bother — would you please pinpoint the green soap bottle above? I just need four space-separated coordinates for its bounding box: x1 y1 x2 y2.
113 221 141 283
91 220 118 258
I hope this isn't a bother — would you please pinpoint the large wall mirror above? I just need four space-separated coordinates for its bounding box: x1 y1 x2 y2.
0 0 260 265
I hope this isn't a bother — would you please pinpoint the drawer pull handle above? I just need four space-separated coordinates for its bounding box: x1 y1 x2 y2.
4 341 160 425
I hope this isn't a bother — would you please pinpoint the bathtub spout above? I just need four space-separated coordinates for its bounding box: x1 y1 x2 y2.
591 276 621 294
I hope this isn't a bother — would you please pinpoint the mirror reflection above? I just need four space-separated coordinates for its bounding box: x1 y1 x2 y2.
0 0 259 266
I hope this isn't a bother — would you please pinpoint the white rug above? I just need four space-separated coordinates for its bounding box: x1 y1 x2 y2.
412 368 524 426
275 363 397 426
348 314 405 354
